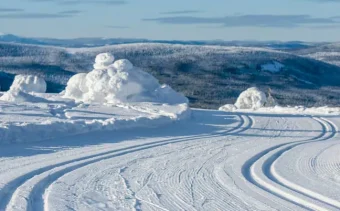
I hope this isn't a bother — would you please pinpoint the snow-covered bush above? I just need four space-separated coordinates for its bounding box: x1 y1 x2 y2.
64 53 188 105
10 75 47 93
235 87 267 109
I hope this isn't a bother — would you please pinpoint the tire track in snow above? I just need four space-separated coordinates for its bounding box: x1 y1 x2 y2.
242 117 338 211
50 115 252 210
0 114 252 211
270 118 340 209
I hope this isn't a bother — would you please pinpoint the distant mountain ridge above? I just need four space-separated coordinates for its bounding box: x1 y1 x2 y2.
0 33 321 50
1 42 340 108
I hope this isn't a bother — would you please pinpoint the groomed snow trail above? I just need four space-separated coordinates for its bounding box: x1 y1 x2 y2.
0 109 339 211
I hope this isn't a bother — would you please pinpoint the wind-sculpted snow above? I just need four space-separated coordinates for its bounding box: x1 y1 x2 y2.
235 87 267 109
0 75 47 103
9 75 46 93
64 53 188 105
0 90 48 103
220 87 278 111
0 92 190 144
0 109 339 211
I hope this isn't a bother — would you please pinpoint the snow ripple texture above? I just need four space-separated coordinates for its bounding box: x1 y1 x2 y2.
0 109 339 211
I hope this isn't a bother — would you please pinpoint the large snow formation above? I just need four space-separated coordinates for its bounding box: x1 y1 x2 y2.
219 87 279 111
235 87 267 109
64 53 188 105
9 75 46 93
0 75 47 103
0 94 190 144
0 53 191 143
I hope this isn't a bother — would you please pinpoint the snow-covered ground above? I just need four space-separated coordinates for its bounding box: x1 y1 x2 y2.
1 52 340 210
0 106 340 211
0 93 190 144
0 53 190 145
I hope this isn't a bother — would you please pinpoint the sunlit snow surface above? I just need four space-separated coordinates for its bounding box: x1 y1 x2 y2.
63 53 188 105
0 105 340 211
0 53 340 210
0 92 190 144
261 61 285 73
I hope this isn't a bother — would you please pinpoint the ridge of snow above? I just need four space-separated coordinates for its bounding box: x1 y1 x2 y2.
0 93 190 144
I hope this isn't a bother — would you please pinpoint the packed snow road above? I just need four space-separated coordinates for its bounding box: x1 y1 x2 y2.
0 109 339 211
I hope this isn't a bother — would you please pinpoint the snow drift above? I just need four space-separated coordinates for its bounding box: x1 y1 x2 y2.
64 53 188 105
0 75 47 103
0 98 190 144
0 90 47 103
0 53 191 144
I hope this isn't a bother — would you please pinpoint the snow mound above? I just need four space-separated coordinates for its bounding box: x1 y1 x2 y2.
218 104 237 112
0 90 47 103
0 75 47 103
64 53 188 105
0 94 191 144
93 53 115 69
10 75 47 93
235 87 267 109
261 61 284 73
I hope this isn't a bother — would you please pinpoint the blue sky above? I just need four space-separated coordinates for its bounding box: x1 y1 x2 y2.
1 0 340 41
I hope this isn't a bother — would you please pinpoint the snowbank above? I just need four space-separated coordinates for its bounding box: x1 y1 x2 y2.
227 105 340 115
0 53 191 144
64 53 188 105
0 93 191 144
235 87 267 109
9 75 46 93
0 90 48 103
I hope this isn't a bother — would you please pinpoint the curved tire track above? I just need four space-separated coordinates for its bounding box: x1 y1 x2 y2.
242 117 338 211
0 114 253 211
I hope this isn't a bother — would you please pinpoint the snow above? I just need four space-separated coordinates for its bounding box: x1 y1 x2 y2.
234 87 267 109
261 61 285 73
93 53 115 69
0 52 190 144
9 75 47 93
0 90 48 103
220 87 279 111
0 75 47 103
1 52 340 211
0 92 190 144
246 105 340 115
218 104 237 112
0 108 340 210
64 53 188 105
291 75 314 85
